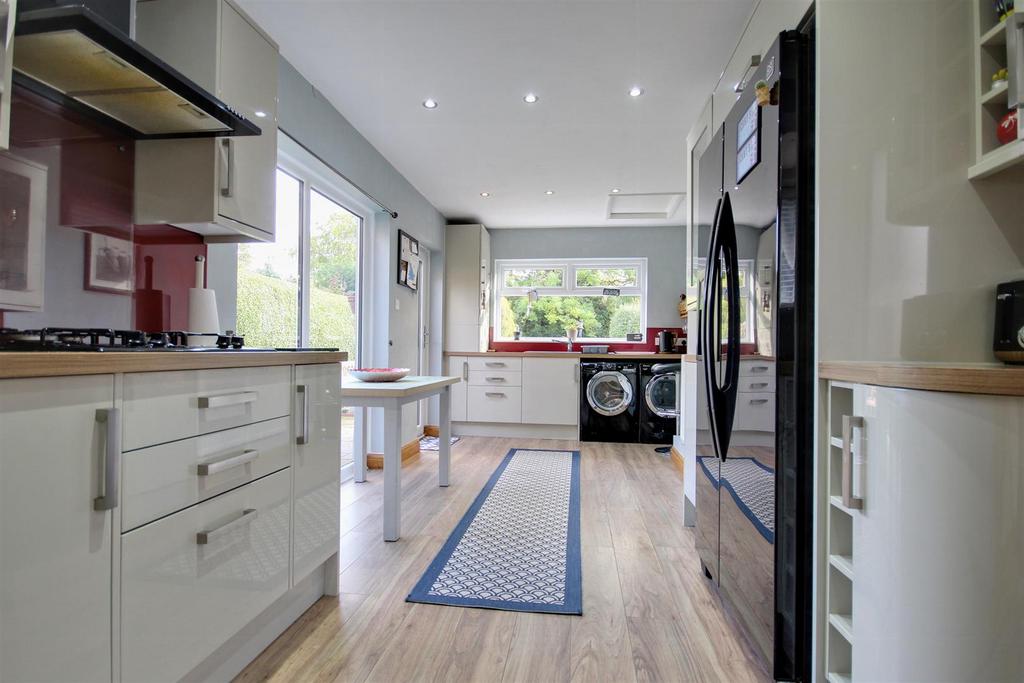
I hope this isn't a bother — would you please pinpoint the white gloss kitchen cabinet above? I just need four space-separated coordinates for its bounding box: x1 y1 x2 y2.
292 363 342 581
134 0 279 241
446 355 579 433
444 225 490 352
819 379 1024 683
0 358 342 682
0 375 116 683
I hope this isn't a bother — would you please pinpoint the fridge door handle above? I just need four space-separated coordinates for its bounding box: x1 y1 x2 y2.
701 196 734 461
718 192 742 460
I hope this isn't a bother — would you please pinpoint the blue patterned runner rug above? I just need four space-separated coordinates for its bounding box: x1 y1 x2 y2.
406 448 582 615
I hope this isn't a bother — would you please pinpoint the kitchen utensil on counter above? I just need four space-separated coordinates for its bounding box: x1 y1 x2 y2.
581 344 610 354
657 329 676 353
349 368 411 382
187 255 219 347
994 279 1024 364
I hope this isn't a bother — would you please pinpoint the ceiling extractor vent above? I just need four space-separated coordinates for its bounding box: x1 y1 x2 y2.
606 192 685 220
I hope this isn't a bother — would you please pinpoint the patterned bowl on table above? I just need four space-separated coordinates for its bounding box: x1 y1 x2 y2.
349 368 411 382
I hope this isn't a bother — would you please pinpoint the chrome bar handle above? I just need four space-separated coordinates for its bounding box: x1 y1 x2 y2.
219 138 233 197
574 363 580 383
94 408 120 511
198 391 258 409
841 415 865 510
485 392 506 398
296 384 310 445
484 361 506 368
196 509 257 545
1008 13 1024 108
485 376 506 382
462 361 469 381
749 398 769 405
197 449 259 477
750 381 769 389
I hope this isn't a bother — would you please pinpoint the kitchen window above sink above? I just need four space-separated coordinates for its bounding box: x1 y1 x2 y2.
494 257 647 343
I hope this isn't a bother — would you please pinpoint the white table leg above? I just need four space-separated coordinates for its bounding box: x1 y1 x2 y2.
353 406 367 483
382 403 402 542
439 386 451 488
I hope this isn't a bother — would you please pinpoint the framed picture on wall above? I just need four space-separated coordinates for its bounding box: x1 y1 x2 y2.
0 154 48 312
84 232 133 295
397 229 419 290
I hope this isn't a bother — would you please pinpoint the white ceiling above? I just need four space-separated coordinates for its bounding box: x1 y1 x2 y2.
240 0 755 229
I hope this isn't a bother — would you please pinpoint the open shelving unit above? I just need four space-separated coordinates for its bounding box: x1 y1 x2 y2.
823 382 855 683
970 0 1024 178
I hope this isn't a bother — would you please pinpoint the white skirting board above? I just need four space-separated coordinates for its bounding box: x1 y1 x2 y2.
182 557 333 682
452 422 579 440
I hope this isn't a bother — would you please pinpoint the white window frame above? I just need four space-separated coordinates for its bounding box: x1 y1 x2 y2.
493 257 648 343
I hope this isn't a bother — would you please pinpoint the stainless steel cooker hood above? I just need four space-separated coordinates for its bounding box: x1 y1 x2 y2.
11 4 260 138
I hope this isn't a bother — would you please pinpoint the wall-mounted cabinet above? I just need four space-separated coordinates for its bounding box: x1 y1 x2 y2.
970 0 1024 178
134 0 279 241
444 224 490 352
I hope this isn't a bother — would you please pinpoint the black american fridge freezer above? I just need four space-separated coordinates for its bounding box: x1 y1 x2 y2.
694 28 815 682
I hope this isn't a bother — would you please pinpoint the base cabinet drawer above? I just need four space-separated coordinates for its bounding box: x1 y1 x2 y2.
123 366 292 451
468 370 522 387
467 386 522 423
467 356 522 373
737 376 776 393
121 469 291 683
734 393 775 431
121 417 292 531
739 360 775 378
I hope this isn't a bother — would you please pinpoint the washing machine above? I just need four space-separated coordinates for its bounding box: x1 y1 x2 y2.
639 361 679 444
580 360 639 442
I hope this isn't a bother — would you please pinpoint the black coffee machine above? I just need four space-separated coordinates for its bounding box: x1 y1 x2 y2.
994 280 1024 364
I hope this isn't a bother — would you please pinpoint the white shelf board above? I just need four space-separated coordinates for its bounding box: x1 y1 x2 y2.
979 21 1006 47
830 436 844 449
830 495 855 516
829 554 855 580
970 139 1024 179
827 673 853 683
829 613 854 642
980 81 1009 105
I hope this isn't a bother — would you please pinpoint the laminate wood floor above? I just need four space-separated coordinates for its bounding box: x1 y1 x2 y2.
236 437 771 683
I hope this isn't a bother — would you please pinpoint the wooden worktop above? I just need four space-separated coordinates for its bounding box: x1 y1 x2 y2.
0 350 348 380
443 350 685 360
819 360 1024 397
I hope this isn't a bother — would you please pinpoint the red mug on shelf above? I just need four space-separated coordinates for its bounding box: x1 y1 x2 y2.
997 110 1018 146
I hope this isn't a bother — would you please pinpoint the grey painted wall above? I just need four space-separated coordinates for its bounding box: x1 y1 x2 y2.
487 226 687 328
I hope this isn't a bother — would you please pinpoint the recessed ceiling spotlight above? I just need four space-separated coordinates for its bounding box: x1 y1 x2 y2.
610 188 621 194
524 93 539 104
628 86 644 97
480 191 491 198
254 110 267 118
422 98 438 109
544 190 555 195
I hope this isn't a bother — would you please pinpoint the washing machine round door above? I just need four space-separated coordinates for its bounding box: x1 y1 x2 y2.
645 374 677 418
587 370 634 416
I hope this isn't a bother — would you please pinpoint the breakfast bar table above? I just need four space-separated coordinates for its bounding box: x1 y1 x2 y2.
341 375 460 541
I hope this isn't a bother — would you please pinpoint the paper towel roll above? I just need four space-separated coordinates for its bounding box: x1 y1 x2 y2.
188 288 220 347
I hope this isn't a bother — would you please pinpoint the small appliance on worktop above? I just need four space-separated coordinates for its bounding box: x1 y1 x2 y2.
995 280 1024 364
